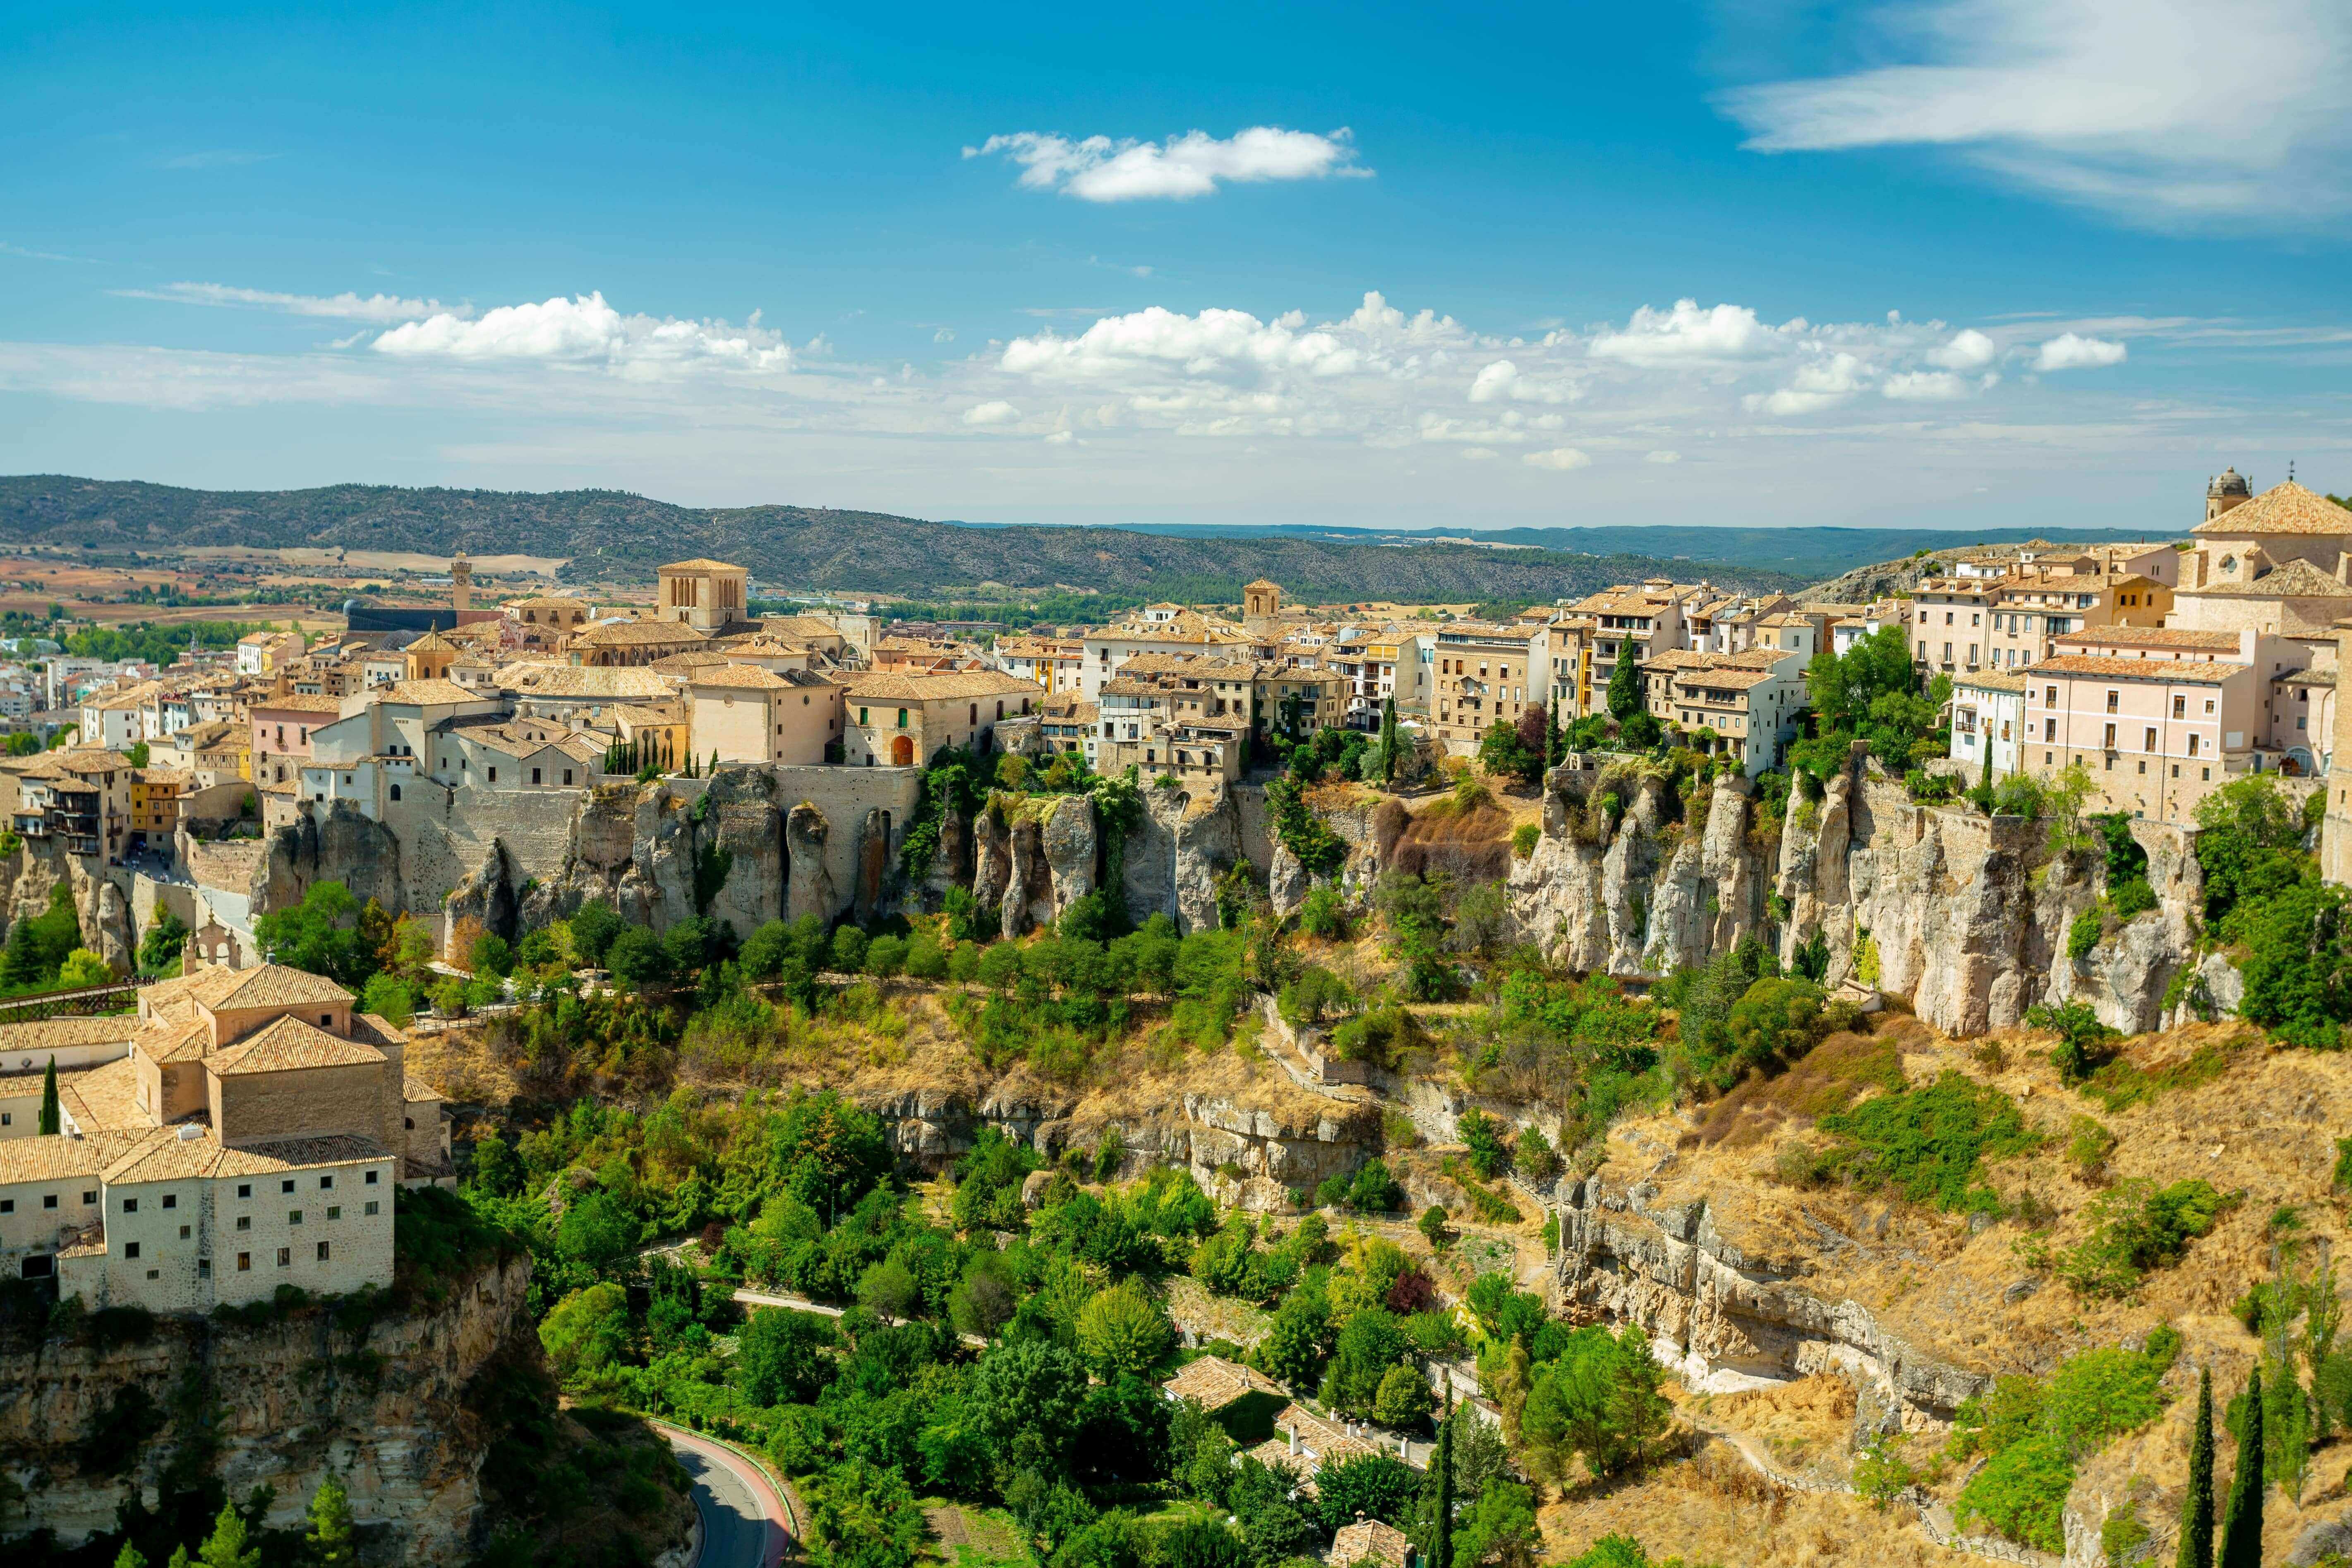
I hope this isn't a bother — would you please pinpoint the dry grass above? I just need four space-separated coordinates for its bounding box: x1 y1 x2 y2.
1687 1027 1906 1149
1538 1443 1979 1568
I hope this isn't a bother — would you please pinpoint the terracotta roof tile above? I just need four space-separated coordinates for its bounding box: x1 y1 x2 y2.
2030 655 2246 685
2193 481 2352 538
845 669 1038 702
208 1014 387 1075
0 1129 147 1183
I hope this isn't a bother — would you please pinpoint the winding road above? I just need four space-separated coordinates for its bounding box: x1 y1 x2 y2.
659 1422 794 1568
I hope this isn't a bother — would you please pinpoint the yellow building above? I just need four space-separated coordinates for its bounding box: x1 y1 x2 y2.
656 559 751 633
843 669 1038 767
687 664 843 765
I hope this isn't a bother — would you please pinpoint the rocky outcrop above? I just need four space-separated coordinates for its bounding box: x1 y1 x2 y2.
1039 795 1096 924
0 1254 597 1565
698 770 787 937
853 808 890 923
1123 784 1241 935
1551 1174 1987 1424
252 801 406 918
785 801 839 924
441 840 520 955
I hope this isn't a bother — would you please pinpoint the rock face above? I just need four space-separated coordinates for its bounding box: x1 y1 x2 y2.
1039 795 1097 924
1551 1173 1986 1424
441 840 521 954
253 802 407 918
1122 785 1241 935
785 801 838 924
1492 750 2206 1037
0 1254 550 1563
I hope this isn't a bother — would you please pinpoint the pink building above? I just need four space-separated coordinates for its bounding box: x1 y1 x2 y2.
2022 628 2290 822
249 694 340 786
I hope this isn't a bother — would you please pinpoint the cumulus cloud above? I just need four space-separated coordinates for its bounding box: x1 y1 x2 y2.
119 282 453 323
1881 369 1975 400
372 293 791 373
1524 447 1593 471
1718 0 2352 224
1928 328 1999 370
1587 300 1786 365
962 400 1019 426
1467 358 1575 404
933 327 956 344
1744 351 1869 415
2033 332 2128 371
1001 304 1364 381
1645 450 1683 464
965 127 1367 201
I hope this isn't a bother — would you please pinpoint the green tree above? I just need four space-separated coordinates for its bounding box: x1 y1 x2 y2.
1429 1400 1456 1568
1253 1286 1333 1389
2218 1367 2262 1568
538 1282 631 1382
137 910 189 976
112 1544 146 1568
305 1474 356 1568
569 898 625 966
57 948 112 988
195 1501 260 1568
253 880 375 985
2178 1366 2214 1568
1074 1282 1173 1376
736 1307 838 1405
1721 976 1825 1081
38 1056 58 1135
605 925 669 990
1374 1363 1436 1427
1606 645 1642 723
1380 698 1400 784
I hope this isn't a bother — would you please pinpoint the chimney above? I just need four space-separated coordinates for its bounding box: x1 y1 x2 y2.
2338 551 2350 586
1288 1425 1299 1456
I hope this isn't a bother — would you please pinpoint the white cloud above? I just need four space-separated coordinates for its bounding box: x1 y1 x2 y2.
1461 446 1500 461
372 293 791 373
1524 447 1593 471
2034 332 2128 371
1468 358 1576 404
1718 0 2352 225
1928 328 1998 370
1645 449 1683 464
933 327 956 344
1743 351 1869 415
1881 369 1973 400
1001 304 1365 382
1588 300 1786 365
965 127 1367 201
962 400 1019 426
1042 429 1076 445
119 282 453 323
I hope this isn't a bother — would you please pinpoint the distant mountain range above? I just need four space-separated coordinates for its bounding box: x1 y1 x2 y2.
0 475 2177 606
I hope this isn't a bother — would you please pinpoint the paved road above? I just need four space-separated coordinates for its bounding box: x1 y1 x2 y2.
734 1287 987 1348
661 1424 791 1568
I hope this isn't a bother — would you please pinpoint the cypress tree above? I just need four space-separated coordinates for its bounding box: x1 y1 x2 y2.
1431 1381 1455 1568
2177 1365 2213 1568
2218 1366 2263 1568
1380 698 1398 784
38 1055 59 1135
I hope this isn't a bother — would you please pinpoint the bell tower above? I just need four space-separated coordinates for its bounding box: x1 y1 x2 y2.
450 552 473 613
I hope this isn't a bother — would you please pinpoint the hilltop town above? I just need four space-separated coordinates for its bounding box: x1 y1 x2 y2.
6 472 2352 1568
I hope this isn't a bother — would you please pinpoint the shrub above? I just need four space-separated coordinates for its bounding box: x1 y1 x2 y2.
1815 1070 2036 1213
1511 822 1541 860
2109 878 2157 918
2067 907 2103 962
1955 1433 2073 1551
2054 1179 2227 1298
2024 1000 2119 1086
1418 1205 1451 1250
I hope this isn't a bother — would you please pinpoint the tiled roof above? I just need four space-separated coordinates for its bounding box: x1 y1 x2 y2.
252 691 344 715
402 630 463 654
690 662 793 690
2277 667 2338 688
649 652 734 676
0 1129 146 1183
134 1011 214 1065
659 558 743 573
572 619 709 647
500 664 678 698
0 1014 142 1061
209 1014 388 1075
1327 1520 1414 1568
714 635 809 659
1669 667 1780 693
103 1127 392 1184
151 961 355 1014
58 1055 144 1132
2182 559 2352 599
1954 669 2029 693
2193 481 2352 538
378 678 483 705
2053 628 2242 651
2031 655 2246 685
844 669 1038 702
403 1074 446 1104
760 615 849 640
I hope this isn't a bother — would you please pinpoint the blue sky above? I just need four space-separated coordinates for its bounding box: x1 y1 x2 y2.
3 0 2348 533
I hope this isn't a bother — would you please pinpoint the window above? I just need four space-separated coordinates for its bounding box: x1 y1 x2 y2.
42 1194 55 1209
0 1200 11 1214
2145 727 2157 751
237 1252 251 1271
365 1201 379 1216
237 1184 250 1199
124 1242 139 1259
319 1175 333 1190
278 1247 291 1267
2203 767 2212 781
364 1170 379 1185
317 1242 331 1262
2188 733 2199 755
2204 699 2216 714
487 766 496 782
83 1191 95 1205
2105 690 2119 712
531 767 541 785
328 1205 341 1220
179 1224 190 1239
289 1210 303 1225
282 1179 295 1193
563 769 573 786
2173 695 2185 718
237 1215 250 1230
122 1197 137 1213
2103 722 2117 749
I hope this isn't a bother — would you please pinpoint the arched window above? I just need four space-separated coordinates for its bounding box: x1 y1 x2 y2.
389 784 401 801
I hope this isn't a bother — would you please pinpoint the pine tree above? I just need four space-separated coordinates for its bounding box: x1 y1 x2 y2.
2218 1366 2263 1568
2177 1365 2213 1568
112 1544 147 1568
195 1501 259 1568
38 1055 59 1134
1379 698 1398 784
306 1474 355 1568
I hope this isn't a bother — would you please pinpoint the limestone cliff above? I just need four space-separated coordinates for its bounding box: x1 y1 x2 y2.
0 1254 614 1565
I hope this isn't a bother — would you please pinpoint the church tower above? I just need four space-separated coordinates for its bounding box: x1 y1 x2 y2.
1243 578 1282 633
450 552 473 613
2206 467 2251 523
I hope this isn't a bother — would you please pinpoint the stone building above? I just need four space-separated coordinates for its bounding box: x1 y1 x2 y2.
0 962 447 1308
842 669 1038 767
655 559 750 633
